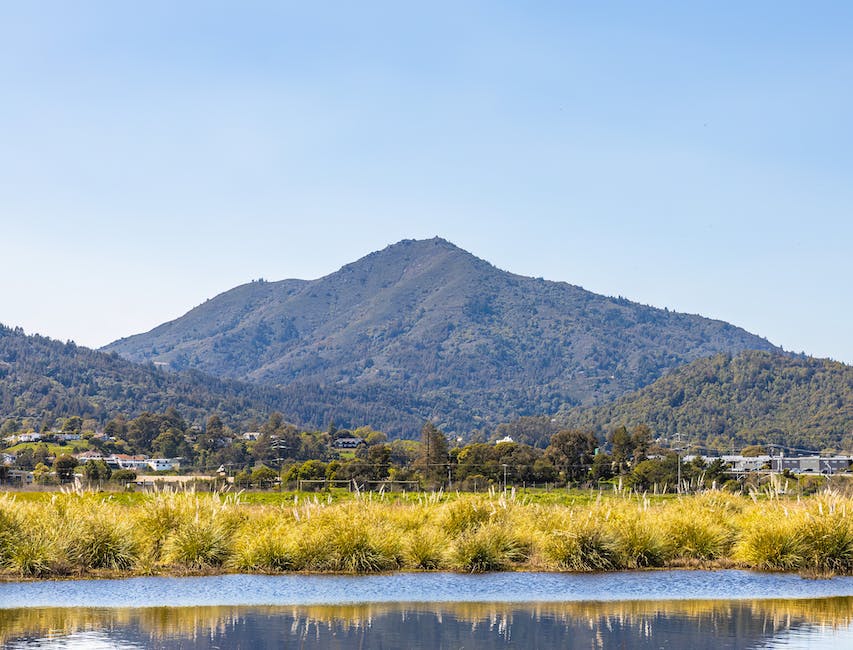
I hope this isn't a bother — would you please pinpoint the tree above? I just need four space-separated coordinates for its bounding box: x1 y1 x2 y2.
251 465 278 489
629 453 681 491
33 443 51 467
608 426 634 473
545 429 598 483
53 454 78 484
416 422 449 486
152 427 186 458
33 462 53 485
111 469 137 484
83 459 112 483
104 415 128 439
62 416 83 434
631 424 652 463
234 470 252 488
590 452 614 481
127 412 161 452
14 448 35 470
297 459 327 481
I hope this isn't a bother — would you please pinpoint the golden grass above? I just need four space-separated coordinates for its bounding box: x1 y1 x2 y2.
3 487 853 578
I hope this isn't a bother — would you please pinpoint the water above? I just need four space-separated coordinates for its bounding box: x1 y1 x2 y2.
1 572 852 648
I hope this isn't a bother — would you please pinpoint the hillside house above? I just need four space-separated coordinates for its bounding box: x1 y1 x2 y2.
333 437 366 449
106 454 150 470
76 451 105 462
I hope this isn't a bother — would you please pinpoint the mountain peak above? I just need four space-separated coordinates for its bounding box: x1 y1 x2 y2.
104 239 779 435
369 237 471 261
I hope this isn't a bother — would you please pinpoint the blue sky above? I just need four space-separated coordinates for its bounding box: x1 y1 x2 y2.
1 1 851 363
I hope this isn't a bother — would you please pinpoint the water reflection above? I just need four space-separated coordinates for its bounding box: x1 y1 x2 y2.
2 599 852 649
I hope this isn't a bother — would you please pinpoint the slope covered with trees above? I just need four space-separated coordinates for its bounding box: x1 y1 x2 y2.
557 351 852 452
105 237 778 433
0 324 283 429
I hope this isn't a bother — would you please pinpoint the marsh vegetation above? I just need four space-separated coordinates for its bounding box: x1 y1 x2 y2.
1 487 852 579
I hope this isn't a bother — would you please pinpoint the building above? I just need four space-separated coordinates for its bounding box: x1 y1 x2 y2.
105 454 151 470
685 454 853 476
147 458 181 472
771 456 852 475
333 437 366 449
4 469 34 486
76 451 106 463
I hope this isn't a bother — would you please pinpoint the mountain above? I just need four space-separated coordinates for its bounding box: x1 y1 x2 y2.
104 238 778 434
556 351 853 452
0 324 282 428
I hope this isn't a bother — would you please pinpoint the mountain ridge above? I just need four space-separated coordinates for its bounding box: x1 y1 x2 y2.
104 238 779 433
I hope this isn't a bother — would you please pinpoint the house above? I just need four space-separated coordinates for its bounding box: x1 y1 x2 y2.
495 436 514 445
105 454 150 470
17 432 42 443
2 453 16 465
147 458 181 472
5 469 34 486
333 437 367 449
242 431 262 441
76 450 105 462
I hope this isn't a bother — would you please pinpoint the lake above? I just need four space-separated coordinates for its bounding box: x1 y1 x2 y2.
1 571 852 648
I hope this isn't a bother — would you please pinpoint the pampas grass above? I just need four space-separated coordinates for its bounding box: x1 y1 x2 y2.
452 523 529 573
2 487 853 577
542 512 622 572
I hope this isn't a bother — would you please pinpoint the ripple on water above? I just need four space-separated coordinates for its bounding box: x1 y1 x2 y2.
2 570 853 609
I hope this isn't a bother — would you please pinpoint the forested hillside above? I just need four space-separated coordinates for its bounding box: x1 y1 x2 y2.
0 324 282 429
0 324 433 435
105 237 778 432
557 351 853 451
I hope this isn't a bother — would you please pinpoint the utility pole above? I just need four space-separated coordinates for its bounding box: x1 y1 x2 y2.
675 431 682 494
502 463 508 494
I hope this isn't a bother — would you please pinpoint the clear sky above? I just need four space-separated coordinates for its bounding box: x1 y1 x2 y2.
1 1 851 363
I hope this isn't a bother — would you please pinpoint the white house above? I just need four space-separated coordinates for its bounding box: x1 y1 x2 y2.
147 458 181 472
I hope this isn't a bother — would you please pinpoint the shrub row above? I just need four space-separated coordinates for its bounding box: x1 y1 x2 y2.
1 490 852 578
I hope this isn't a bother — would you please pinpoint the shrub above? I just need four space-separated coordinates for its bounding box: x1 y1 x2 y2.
452 523 529 573
663 511 732 561
163 517 232 569
798 512 853 575
233 522 295 572
405 526 448 570
65 515 138 571
440 497 495 536
544 516 622 572
613 514 667 568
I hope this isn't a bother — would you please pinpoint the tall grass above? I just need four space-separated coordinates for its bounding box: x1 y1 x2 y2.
2 488 853 577
541 510 621 572
735 507 804 571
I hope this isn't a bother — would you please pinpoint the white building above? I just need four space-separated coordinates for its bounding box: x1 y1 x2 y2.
147 458 181 472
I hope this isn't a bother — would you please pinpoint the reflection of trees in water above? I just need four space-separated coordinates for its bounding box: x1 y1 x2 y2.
1 599 852 649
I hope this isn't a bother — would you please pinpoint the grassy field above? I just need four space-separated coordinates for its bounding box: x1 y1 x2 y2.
1 487 852 579
2 441 91 456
